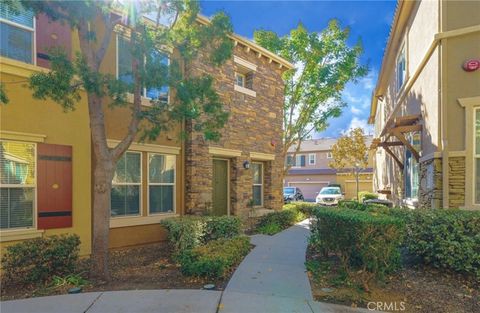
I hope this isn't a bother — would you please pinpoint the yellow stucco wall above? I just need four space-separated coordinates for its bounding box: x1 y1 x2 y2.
336 173 373 200
0 58 92 256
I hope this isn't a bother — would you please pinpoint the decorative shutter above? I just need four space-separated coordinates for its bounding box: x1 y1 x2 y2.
37 143 73 229
286 155 293 166
300 155 306 167
35 14 72 68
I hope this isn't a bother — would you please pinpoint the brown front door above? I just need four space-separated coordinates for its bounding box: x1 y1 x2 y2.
212 159 228 215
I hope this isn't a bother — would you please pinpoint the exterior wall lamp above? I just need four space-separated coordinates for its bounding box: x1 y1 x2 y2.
243 161 250 169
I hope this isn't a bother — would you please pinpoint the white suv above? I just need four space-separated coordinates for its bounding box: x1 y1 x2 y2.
316 187 344 206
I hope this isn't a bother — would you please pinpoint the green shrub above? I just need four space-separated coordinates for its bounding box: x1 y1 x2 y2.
398 209 480 278
358 191 379 202
204 216 241 241
179 237 250 278
310 207 404 289
161 216 241 254
257 209 297 232
1 234 81 286
257 222 282 235
338 200 367 211
283 202 318 217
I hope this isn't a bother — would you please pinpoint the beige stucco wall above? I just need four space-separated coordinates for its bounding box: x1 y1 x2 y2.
373 0 441 204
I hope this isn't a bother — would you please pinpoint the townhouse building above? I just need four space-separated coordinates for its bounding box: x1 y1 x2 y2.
369 0 480 209
284 137 374 201
0 8 292 254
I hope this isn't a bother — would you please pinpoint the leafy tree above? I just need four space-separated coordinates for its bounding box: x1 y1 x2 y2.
329 128 369 200
2 0 233 280
254 21 367 174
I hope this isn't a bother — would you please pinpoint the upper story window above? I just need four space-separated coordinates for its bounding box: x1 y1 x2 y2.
327 152 333 159
308 153 316 165
233 55 256 97
0 6 35 64
0 141 36 230
396 46 406 92
117 35 169 104
295 155 306 167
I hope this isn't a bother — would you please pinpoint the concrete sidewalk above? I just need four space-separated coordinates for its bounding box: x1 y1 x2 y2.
218 219 368 313
1 220 369 313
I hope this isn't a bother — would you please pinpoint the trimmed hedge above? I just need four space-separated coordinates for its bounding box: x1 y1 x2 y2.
161 216 241 254
397 208 480 278
310 207 404 289
358 191 379 202
1 234 81 286
256 203 318 235
179 237 250 278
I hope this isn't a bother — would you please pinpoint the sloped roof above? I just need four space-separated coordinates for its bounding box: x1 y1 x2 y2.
287 136 374 153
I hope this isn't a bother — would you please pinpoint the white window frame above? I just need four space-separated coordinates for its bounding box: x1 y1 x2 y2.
116 34 170 104
308 153 316 165
0 140 37 231
147 153 176 215
293 155 305 168
252 162 263 207
111 150 142 219
327 152 333 159
404 132 420 201
396 45 406 93
0 11 36 65
235 72 245 87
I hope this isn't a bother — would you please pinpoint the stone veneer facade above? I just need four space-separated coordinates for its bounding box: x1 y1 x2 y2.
419 158 443 209
448 157 466 208
184 45 287 217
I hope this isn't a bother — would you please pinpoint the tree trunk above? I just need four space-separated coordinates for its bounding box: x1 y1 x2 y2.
87 93 115 281
91 159 113 281
355 170 360 201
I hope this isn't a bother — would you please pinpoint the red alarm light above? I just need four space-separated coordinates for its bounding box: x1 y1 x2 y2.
462 59 480 72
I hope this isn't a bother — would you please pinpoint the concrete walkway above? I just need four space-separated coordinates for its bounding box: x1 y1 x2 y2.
1 220 368 313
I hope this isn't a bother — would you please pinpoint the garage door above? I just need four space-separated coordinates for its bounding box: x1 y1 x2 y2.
289 182 329 201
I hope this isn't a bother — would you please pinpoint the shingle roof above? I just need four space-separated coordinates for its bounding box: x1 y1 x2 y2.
287 136 374 153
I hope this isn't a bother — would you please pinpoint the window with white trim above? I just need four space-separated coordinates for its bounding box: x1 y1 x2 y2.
117 35 169 103
295 155 306 167
475 109 480 204
396 46 406 92
148 153 175 214
111 151 141 217
404 132 420 199
327 152 333 159
235 72 245 87
0 6 35 64
308 153 316 165
252 162 263 206
0 141 36 229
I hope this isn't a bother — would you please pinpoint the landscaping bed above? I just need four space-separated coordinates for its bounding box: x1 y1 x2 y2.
306 203 480 312
306 247 480 312
1 216 251 301
0 241 241 301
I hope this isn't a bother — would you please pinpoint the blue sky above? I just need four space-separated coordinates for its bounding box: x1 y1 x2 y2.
200 0 397 138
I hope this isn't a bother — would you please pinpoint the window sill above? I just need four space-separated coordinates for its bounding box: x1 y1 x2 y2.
110 213 178 228
234 84 256 97
0 229 44 242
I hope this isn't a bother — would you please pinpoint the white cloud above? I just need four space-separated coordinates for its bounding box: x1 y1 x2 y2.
359 69 376 90
344 117 374 135
350 106 362 115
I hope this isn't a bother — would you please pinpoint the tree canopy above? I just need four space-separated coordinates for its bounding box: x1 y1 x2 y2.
254 21 368 173
1 0 234 279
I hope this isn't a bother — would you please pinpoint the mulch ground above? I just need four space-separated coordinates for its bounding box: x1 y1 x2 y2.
306 248 480 313
1 242 231 301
